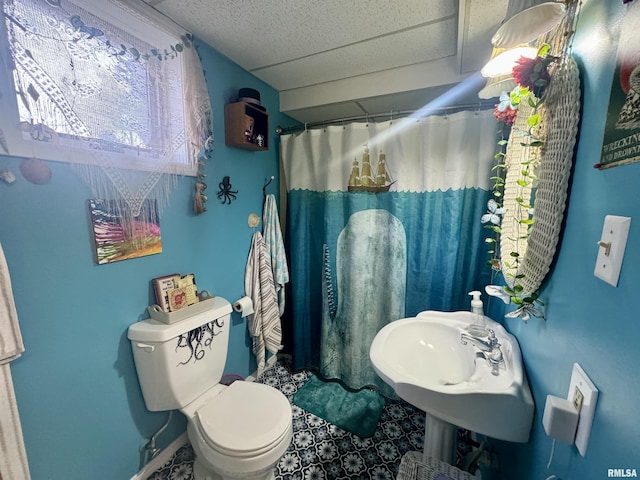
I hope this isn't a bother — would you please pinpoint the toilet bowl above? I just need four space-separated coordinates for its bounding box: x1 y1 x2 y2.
127 296 293 480
184 381 293 480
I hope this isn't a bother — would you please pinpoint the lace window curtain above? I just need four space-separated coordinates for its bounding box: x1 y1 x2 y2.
0 0 212 223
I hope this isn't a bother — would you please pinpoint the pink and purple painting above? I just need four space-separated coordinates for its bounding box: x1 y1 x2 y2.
89 199 162 264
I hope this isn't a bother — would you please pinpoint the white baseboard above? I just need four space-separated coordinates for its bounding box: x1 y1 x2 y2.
130 432 188 480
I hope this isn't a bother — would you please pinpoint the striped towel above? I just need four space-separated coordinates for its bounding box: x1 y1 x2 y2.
244 232 283 370
262 194 289 316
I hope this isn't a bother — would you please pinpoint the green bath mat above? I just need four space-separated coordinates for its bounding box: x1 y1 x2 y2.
292 374 385 438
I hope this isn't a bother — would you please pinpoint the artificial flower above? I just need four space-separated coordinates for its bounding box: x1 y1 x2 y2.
505 301 545 322
494 103 518 125
512 47 555 97
496 91 511 112
488 258 501 272
481 199 505 225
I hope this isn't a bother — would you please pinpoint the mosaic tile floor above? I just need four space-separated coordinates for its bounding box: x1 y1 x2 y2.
147 357 476 480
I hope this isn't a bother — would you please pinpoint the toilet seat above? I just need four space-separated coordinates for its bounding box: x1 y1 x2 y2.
195 381 292 457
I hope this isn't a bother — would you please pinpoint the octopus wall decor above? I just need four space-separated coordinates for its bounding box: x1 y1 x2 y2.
217 176 238 204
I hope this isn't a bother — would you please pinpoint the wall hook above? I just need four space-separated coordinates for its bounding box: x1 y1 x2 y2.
247 212 260 229
263 175 275 197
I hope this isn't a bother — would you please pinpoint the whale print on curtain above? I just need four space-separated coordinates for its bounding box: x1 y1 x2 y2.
281 111 497 393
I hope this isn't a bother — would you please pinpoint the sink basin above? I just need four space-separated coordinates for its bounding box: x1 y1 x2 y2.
370 310 533 444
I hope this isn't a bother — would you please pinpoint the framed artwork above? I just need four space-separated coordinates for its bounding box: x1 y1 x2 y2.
600 1 640 169
89 199 162 264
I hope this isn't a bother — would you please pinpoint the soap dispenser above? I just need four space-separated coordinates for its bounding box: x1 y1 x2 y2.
467 290 488 336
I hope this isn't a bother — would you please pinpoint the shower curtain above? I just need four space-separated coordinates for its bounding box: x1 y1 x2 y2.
281 111 497 394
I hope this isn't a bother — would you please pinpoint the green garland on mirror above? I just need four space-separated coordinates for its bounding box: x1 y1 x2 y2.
484 45 556 321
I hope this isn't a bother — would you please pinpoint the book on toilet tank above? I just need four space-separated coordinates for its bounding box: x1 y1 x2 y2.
153 274 179 312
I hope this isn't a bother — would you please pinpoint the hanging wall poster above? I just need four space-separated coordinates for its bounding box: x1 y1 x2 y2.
89 199 162 264
600 1 640 169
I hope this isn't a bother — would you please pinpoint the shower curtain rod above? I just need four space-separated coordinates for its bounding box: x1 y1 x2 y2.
276 101 496 135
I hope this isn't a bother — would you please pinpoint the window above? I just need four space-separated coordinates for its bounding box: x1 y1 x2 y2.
0 0 204 176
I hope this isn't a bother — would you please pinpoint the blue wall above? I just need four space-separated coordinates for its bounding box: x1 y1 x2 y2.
489 1 640 478
0 41 297 479
1 1 636 479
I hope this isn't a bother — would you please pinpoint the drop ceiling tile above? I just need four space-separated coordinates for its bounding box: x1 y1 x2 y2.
284 102 369 125
460 0 509 72
143 0 507 125
256 18 457 90
147 0 456 70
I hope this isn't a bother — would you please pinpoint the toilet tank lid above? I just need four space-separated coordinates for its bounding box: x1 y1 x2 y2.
127 296 232 343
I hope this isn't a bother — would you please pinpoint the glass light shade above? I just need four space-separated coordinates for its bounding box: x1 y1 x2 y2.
481 46 538 78
492 2 567 49
478 76 517 99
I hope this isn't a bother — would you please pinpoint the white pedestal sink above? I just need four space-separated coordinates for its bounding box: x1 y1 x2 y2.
370 310 533 464
423 413 457 464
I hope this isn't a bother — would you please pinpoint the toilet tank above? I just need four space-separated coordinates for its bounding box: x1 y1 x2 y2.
128 296 232 411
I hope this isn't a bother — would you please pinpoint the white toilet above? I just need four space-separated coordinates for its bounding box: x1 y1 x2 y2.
128 296 293 480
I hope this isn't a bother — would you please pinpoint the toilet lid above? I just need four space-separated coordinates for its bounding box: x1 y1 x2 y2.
196 381 292 453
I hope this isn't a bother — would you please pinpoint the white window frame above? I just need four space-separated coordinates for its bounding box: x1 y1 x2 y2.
0 0 198 176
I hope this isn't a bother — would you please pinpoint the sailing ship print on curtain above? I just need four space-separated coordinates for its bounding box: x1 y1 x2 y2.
348 145 395 192
281 111 497 394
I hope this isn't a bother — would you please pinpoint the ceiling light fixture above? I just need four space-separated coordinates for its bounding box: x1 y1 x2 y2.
478 1 569 96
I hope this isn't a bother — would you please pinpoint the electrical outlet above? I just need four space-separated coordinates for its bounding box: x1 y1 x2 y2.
567 363 598 457
572 386 584 412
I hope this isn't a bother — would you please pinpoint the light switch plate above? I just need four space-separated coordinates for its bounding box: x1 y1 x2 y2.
568 363 598 457
594 215 631 286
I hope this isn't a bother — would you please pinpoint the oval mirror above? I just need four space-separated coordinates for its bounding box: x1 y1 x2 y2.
492 12 581 318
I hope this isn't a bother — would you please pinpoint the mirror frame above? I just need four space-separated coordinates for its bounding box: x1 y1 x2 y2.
499 54 580 297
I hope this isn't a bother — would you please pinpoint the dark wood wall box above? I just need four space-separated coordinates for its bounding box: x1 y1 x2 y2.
224 101 269 151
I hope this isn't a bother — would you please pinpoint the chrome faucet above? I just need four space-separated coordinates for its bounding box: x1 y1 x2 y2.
460 328 504 376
